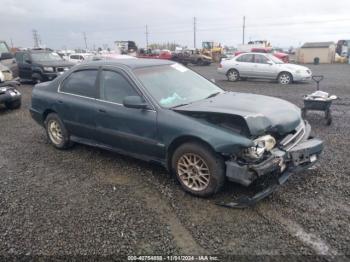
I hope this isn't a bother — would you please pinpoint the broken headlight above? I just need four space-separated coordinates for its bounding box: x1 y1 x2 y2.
241 135 276 160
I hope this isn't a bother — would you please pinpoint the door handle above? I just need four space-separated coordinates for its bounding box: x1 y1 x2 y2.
57 100 63 104
98 109 106 113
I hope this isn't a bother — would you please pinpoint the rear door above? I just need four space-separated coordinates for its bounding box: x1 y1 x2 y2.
235 54 255 77
56 68 99 140
94 67 161 159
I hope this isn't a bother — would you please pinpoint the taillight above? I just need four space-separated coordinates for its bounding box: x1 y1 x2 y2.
218 63 222 68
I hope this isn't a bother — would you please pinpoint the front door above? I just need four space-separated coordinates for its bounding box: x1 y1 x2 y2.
94 68 161 159
16 52 32 80
253 54 277 79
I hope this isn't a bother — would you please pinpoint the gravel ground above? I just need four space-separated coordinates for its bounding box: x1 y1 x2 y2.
0 63 349 261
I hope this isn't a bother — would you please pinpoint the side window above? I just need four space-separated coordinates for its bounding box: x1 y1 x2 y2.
254 54 269 64
100 70 138 104
15 53 24 63
237 54 253 63
61 69 98 98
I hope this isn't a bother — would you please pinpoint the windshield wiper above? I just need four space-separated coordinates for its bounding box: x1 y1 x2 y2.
170 103 190 109
205 92 221 99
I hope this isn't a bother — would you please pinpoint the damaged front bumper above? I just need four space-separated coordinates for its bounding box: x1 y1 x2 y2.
0 84 21 104
220 125 323 208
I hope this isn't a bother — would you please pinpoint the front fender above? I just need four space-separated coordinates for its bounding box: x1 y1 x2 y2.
159 110 254 155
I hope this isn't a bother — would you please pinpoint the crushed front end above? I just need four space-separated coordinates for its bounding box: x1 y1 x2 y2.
0 81 22 105
220 120 323 208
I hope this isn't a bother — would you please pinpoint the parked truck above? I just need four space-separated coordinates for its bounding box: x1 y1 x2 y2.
114 41 138 56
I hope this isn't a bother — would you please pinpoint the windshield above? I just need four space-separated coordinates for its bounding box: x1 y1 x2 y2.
134 64 223 108
32 52 63 62
268 54 284 64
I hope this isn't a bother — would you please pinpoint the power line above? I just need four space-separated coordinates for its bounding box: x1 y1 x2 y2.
83 32 88 50
242 16 245 44
193 17 196 48
32 29 40 48
145 25 149 49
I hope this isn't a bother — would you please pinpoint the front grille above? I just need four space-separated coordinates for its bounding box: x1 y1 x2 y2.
279 122 305 151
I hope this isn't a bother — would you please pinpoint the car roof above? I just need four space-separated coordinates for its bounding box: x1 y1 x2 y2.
75 58 174 70
237 52 272 55
71 53 93 56
18 49 53 54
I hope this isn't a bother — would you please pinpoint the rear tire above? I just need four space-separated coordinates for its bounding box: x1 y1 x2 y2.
227 69 239 82
171 142 225 197
5 99 21 110
45 113 73 149
278 72 293 85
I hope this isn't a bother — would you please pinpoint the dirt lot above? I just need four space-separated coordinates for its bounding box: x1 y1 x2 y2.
0 63 349 260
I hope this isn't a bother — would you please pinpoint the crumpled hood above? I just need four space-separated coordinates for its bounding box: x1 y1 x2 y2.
174 92 302 136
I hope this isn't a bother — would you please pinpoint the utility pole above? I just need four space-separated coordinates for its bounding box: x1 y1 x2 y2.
145 25 149 50
10 38 14 48
193 17 196 49
83 32 88 50
32 29 40 48
242 16 246 44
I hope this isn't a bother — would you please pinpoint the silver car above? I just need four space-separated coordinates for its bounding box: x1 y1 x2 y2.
218 52 312 84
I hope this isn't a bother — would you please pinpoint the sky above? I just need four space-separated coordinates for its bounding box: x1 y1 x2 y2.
1 0 350 50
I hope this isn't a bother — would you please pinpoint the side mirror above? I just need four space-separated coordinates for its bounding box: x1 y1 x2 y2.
123 96 149 109
267 60 273 65
25 59 32 64
0 52 14 60
210 78 216 83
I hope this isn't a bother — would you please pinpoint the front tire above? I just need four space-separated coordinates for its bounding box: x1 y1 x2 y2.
227 69 239 82
32 73 43 84
171 142 225 197
278 72 293 85
45 113 72 149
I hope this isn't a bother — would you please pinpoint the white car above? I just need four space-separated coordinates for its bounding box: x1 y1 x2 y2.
218 52 312 84
67 53 93 64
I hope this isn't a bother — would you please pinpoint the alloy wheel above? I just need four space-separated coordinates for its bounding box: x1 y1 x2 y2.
177 153 210 191
227 70 238 81
279 73 291 84
48 120 63 145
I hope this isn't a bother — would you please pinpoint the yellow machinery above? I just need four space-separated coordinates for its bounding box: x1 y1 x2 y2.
202 42 223 62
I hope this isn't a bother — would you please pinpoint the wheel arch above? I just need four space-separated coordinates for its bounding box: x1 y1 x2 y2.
277 70 293 80
226 67 239 75
32 71 43 81
166 135 217 172
43 109 57 122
